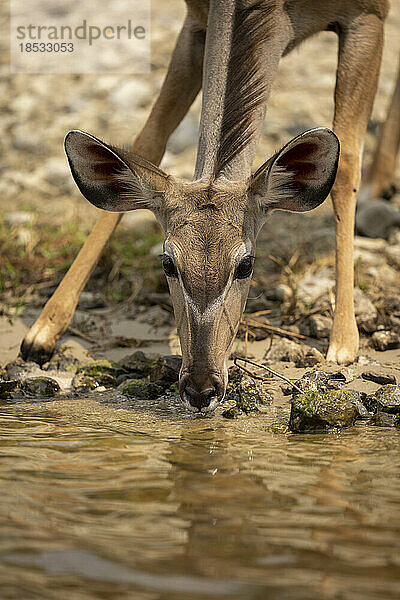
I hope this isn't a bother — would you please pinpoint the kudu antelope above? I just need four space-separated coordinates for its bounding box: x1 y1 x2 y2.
21 0 393 412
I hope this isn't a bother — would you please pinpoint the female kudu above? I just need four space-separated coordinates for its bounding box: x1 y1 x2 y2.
22 0 391 412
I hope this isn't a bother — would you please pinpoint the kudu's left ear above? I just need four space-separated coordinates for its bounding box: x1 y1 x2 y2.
64 130 168 213
249 128 340 213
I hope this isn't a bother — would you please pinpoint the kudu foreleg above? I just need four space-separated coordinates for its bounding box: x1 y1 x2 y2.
21 15 204 364
327 13 384 364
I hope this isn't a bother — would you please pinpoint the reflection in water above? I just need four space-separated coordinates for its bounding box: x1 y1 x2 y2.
0 392 399 599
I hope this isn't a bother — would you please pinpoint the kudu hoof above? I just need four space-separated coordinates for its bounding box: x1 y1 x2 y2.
20 326 57 365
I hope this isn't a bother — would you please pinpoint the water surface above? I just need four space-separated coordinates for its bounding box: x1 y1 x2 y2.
1 392 399 599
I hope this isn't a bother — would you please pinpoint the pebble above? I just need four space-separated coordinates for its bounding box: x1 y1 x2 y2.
361 371 396 385
371 330 400 351
356 199 400 239
299 314 332 339
3 211 34 227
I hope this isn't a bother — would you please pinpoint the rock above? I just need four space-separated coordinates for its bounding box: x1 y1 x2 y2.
371 330 400 351
289 390 360 432
77 292 106 309
118 351 160 379
109 79 152 110
369 412 400 427
299 314 332 339
383 295 400 318
364 385 400 414
385 245 400 270
3 211 34 227
265 284 293 302
4 358 44 382
354 288 378 333
43 157 70 188
296 267 335 305
222 370 271 418
43 350 80 372
120 379 162 400
122 210 157 231
294 370 346 395
356 199 400 239
149 355 182 389
72 361 119 392
265 338 306 363
0 380 20 399
294 347 325 368
72 371 116 392
361 371 396 385
20 377 60 398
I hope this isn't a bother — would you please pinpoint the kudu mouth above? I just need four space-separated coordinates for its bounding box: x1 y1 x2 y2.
179 369 226 413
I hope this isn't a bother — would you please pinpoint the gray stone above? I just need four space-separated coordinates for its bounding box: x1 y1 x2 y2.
0 380 20 399
77 292 106 309
294 347 325 368
356 199 400 239
383 295 400 318
265 338 306 363
371 330 400 351
294 370 346 394
361 371 396 385
385 245 400 270
300 314 332 339
21 377 60 398
354 288 378 333
365 385 400 415
289 390 360 432
296 267 335 305
3 211 34 227
118 351 160 379
369 412 400 427
109 79 152 110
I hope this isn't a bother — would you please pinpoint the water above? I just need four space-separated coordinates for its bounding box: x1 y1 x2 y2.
1 392 399 600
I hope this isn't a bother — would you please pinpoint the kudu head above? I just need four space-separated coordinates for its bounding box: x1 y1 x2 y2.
65 128 339 412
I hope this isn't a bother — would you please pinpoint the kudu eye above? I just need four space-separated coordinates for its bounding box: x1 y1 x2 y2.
234 255 254 280
162 254 178 278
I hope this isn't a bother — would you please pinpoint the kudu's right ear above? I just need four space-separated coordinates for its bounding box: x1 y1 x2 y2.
64 130 168 212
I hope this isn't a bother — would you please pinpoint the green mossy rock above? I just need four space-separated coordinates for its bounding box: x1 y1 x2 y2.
72 372 117 392
222 368 272 418
73 361 119 391
364 385 400 414
75 360 119 378
121 379 163 400
289 390 359 433
20 377 60 398
0 380 20 399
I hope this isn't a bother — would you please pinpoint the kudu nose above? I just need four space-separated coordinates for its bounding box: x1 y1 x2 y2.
184 386 217 411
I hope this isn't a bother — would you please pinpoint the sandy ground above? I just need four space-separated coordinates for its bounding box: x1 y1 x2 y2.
1 1 400 388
